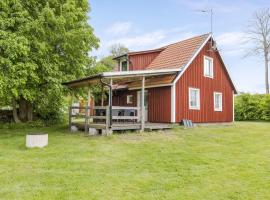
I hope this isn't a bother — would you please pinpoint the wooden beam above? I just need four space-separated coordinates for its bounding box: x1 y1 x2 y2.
69 90 74 131
141 76 145 131
101 85 104 107
85 87 91 134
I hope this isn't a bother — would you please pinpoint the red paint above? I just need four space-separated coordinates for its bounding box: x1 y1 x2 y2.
129 52 160 70
112 87 171 123
175 41 234 123
148 87 171 123
116 52 160 71
112 90 137 107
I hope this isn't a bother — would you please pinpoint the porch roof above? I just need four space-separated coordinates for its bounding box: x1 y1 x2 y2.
63 68 181 89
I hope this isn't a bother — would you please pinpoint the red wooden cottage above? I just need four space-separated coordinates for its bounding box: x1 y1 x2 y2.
64 33 237 134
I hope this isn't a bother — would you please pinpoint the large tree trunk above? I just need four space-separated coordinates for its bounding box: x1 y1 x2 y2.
18 98 33 122
265 53 269 94
12 99 21 123
27 103 33 122
19 98 28 122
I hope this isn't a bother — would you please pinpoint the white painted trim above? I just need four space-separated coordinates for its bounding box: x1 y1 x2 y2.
203 55 214 78
173 34 212 84
213 92 222 112
189 87 200 110
171 84 176 123
103 68 180 78
141 76 145 131
129 83 173 90
232 90 235 122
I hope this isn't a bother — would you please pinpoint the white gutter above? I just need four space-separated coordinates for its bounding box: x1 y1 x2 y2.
102 68 181 78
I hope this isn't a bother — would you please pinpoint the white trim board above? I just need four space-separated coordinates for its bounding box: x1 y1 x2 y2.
171 84 176 123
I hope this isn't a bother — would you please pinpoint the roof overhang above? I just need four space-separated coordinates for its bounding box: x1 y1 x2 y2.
63 68 181 89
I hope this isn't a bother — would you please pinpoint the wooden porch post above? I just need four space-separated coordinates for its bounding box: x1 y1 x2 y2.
141 76 145 131
101 85 104 107
69 90 74 131
109 78 113 128
85 87 91 134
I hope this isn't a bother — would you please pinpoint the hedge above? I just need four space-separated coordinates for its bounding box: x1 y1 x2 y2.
235 93 270 121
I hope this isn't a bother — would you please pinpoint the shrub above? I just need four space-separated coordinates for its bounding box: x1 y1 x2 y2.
235 93 270 121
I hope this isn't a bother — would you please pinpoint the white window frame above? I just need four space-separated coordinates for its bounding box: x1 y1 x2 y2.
204 55 214 78
189 87 200 110
127 95 133 104
120 58 129 71
214 92 222 111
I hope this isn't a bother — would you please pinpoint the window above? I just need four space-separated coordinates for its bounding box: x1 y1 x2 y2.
127 95 133 104
214 92 222 111
204 56 213 78
189 88 200 110
120 60 128 71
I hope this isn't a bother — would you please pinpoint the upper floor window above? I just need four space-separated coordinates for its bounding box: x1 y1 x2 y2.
204 56 213 78
189 88 200 110
214 92 222 111
120 60 128 71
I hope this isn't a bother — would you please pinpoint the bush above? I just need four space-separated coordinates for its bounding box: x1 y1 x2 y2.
235 93 270 121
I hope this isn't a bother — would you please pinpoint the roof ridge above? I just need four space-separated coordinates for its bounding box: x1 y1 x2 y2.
159 33 211 49
146 33 211 70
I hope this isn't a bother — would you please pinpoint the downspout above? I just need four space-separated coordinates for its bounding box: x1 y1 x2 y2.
100 78 112 128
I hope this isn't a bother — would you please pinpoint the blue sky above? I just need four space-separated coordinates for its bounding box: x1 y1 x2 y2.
89 0 270 93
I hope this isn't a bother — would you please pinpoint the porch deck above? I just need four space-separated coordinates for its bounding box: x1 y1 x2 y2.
69 106 176 134
72 122 175 131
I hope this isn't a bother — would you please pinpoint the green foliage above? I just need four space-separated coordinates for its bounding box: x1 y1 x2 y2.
235 93 270 121
109 43 129 57
0 0 99 122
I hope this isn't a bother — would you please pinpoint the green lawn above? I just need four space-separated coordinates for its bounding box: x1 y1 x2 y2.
0 122 270 200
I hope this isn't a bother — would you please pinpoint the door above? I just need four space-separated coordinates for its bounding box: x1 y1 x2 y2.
137 90 148 122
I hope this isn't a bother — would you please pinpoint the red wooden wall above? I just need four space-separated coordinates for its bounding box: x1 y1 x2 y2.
148 87 171 123
175 41 234 123
112 86 171 123
128 52 160 70
112 90 137 107
116 52 160 71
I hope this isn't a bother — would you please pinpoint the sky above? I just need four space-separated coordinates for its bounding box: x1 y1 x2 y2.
88 0 270 93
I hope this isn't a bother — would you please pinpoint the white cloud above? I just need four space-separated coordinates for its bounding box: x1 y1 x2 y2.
215 31 251 57
106 22 132 35
107 30 166 50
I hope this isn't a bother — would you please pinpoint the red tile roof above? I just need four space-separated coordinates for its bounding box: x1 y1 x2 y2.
147 33 210 70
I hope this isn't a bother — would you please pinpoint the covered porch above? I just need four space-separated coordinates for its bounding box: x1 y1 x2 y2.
63 69 179 135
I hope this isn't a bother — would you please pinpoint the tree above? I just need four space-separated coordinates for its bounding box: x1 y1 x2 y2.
0 0 99 123
109 43 129 57
247 8 270 94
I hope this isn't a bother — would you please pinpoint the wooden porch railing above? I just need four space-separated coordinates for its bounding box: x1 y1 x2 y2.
69 106 139 133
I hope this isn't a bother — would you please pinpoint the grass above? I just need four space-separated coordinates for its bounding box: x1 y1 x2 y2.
0 122 270 200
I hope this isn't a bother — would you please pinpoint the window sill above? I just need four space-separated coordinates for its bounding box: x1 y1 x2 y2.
204 75 214 79
189 107 200 110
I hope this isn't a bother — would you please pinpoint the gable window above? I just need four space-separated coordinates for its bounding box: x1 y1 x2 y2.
214 92 222 111
204 56 213 78
189 88 200 110
127 95 133 104
120 60 128 71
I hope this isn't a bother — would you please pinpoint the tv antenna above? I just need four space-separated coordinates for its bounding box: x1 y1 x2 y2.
195 8 213 35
